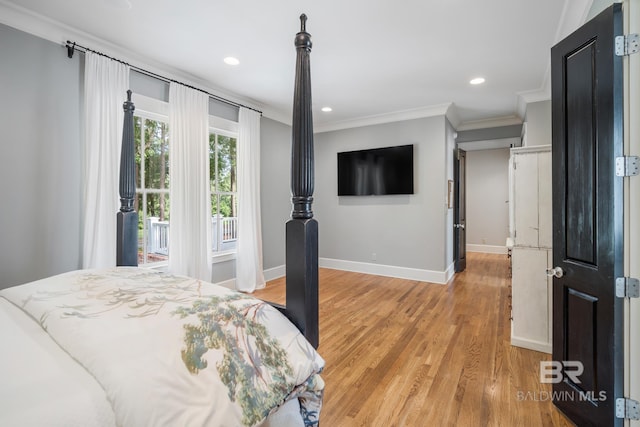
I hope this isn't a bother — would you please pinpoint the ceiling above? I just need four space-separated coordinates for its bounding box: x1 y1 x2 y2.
1 0 592 131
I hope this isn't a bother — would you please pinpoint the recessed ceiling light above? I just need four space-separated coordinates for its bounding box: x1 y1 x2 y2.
470 77 485 85
224 57 240 66
321 107 333 112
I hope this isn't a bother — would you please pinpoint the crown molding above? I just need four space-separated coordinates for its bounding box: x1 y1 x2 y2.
514 0 592 119
555 0 593 44
516 83 551 118
260 106 292 127
314 103 452 133
456 115 523 131
0 0 263 114
445 103 461 129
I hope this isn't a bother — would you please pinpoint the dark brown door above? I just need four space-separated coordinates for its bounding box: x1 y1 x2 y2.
454 148 466 272
551 4 624 425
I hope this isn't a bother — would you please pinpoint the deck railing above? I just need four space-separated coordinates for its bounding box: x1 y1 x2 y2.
147 218 169 255
146 216 237 255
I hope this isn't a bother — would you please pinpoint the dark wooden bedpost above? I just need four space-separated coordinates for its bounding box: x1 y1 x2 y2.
116 90 138 267
286 14 319 349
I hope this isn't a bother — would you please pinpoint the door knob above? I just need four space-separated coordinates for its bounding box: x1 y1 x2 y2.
546 266 564 278
454 224 465 229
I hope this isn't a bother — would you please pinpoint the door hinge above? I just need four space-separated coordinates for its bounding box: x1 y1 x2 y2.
615 156 639 177
615 34 640 56
616 398 640 420
616 277 640 298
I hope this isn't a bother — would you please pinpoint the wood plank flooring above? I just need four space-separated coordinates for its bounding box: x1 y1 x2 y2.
253 252 575 426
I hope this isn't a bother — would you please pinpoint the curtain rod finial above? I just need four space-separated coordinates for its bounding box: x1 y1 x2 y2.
67 41 75 59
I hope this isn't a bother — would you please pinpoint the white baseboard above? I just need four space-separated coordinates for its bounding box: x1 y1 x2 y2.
262 259 451 285
263 265 286 282
319 258 448 284
511 336 552 354
444 261 456 283
467 244 508 254
215 278 236 290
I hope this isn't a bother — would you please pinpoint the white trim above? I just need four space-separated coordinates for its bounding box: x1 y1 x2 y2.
444 261 456 283
517 85 552 105
457 137 521 152
514 0 591 120
314 103 452 134
554 0 592 44
511 336 552 354
456 115 523 131
261 108 291 127
262 261 450 284
445 104 461 130
624 0 640 413
263 265 286 282
516 86 551 119
319 258 449 284
212 251 236 264
214 278 236 290
510 144 551 155
132 93 168 120
0 0 263 114
466 244 508 254
0 0 82 47
209 116 238 134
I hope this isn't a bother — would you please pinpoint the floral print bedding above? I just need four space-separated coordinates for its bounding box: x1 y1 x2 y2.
0 268 324 427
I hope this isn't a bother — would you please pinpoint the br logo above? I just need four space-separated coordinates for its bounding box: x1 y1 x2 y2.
540 361 584 384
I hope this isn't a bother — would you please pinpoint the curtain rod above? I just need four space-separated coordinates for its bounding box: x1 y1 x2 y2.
65 41 262 115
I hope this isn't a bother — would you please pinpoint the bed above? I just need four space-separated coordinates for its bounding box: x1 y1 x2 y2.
0 14 321 427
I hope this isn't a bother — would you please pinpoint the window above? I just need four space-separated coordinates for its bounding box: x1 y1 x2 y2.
135 115 170 265
210 131 238 253
131 93 239 265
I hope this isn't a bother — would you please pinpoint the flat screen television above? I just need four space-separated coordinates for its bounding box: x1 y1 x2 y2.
337 144 414 196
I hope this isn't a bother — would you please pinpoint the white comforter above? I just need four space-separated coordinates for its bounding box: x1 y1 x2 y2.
0 268 324 427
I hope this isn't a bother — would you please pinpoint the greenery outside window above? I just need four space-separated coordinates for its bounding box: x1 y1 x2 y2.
135 115 170 265
210 131 238 253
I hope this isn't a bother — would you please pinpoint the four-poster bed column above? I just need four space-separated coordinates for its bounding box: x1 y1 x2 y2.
116 90 138 267
280 14 319 349
112 16 319 348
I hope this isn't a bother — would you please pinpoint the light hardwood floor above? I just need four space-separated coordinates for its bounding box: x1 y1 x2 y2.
254 252 575 426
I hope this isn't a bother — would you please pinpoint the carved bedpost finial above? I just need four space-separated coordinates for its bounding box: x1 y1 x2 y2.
300 14 307 32
123 89 134 115
295 14 312 53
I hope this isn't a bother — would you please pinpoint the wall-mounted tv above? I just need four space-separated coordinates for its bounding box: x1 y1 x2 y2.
337 144 414 196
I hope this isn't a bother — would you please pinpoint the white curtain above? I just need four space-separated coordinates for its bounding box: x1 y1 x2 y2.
168 83 212 280
236 108 265 292
82 52 130 268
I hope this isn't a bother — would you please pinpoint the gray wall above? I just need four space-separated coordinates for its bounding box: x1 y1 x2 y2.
0 23 83 288
524 100 551 147
0 22 469 285
260 117 291 271
314 116 449 273
466 148 510 247
0 23 242 288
